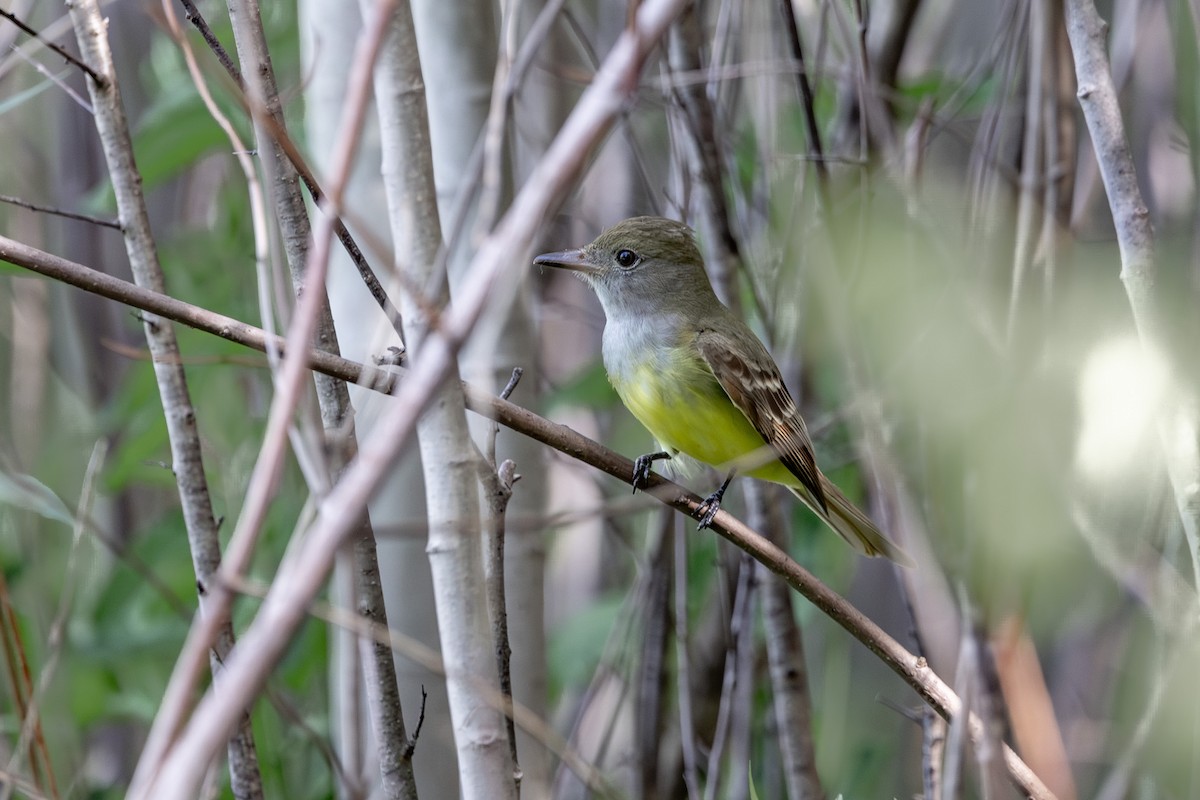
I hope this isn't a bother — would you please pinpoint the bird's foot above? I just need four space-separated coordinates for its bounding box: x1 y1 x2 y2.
632 451 671 493
696 471 735 530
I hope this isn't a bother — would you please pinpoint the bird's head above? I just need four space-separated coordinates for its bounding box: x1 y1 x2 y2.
534 216 719 318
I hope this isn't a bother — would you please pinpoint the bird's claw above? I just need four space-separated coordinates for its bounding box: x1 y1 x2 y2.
696 491 723 529
631 451 671 494
695 471 735 530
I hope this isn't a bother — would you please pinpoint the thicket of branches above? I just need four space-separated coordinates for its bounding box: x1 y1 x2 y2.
0 0 1197 798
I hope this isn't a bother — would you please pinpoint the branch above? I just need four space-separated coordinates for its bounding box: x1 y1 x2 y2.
0 234 1056 798
1064 0 1200 593
120 0 694 795
0 8 101 84
0 193 120 230
367 0 512 793
129 0 396 791
64 2 264 796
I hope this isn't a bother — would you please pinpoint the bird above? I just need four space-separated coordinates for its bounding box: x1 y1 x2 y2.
534 216 912 566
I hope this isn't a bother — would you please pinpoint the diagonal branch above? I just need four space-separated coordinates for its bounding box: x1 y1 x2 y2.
0 232 1057 799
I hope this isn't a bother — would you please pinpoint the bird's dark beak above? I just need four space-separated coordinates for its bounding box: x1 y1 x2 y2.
533 248 600 275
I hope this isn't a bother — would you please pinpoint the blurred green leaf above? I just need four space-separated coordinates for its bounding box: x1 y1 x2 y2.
548 593 624 692
542 360 620 411
0 470 74 525
86 92 230 211
897 71 998 118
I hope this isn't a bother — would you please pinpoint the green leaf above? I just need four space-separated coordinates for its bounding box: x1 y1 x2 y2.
549 593 625 692
0 470 74 525
86 92 232 211
542 360 619 411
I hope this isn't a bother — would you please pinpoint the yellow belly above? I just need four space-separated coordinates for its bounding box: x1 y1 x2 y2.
614 360 796 485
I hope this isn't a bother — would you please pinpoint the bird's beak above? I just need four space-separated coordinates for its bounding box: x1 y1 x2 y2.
533 248 600 275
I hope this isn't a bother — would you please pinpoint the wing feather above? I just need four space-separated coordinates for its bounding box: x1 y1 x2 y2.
694 325 828 512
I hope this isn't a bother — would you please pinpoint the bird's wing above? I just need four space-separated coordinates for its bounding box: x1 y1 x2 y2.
695 325 828 512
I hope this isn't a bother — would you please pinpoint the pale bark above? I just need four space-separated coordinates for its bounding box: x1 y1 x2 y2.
64 2 263 797
367 0 515 796
410 0 551 785
1065 0 1200 592
299 1 460 796
226 1 416 796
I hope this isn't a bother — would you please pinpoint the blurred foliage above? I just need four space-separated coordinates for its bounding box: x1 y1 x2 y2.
0 4 325 797
0 0 1198 797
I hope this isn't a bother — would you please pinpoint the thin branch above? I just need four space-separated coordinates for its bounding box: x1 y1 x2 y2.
6 43 92 112
176 0 242 85
479 368 526 791
485 459 523 793
673 517 702 799
0 193 119 229
636 513 673 799
0 9 100 84
775 0 828 182
1064 0 1200 593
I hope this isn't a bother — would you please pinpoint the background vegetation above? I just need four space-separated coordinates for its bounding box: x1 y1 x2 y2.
0 0 1196 798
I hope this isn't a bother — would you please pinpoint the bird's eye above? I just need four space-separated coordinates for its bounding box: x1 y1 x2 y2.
615 249 640 269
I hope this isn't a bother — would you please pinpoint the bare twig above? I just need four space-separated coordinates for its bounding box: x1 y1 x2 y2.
635 512 673 799
485 459 523 793
0 193 119 229
176 0 241 85
673 517 702 798
479 368 526 791
0 8 100 84
703 553 757 800
8 41 92 111
775 0 828 182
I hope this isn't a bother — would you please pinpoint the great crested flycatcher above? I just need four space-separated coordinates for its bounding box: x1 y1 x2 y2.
535 216 912 565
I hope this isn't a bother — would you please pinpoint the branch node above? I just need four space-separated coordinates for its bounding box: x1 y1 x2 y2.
500 367 524 400
373 345 407 366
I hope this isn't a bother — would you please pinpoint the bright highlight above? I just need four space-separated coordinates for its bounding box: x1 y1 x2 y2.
1074 336 1171 482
